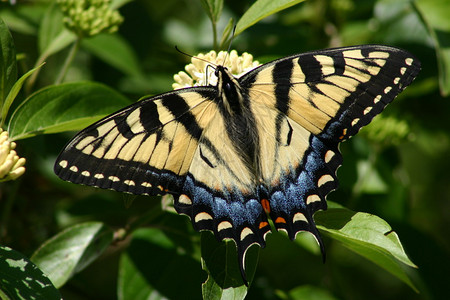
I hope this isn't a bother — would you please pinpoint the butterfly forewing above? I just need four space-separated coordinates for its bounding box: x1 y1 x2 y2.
244 46 419 140
55 89 217 195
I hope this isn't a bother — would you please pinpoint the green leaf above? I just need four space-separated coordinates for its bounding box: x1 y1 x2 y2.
0 8 40 36
235 0 305 35
7 81 130 141
354 159 389 194
315 207 418 291
42 29 76 61
200 0 224 24
286 285 340 300
219 17 235 49
41 29 77 62
0 246 62 300
118 224 203 300
0 17 17 105
201 232 259 300
1 63 45 127
26 3 76 90
31 222 114 288
82 33 143 78
373 0 428 45
38 2 75 56
415 0 450 96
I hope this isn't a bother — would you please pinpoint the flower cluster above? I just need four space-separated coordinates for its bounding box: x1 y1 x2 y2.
172 50 261 90
57 0 123 38
0 129 26 182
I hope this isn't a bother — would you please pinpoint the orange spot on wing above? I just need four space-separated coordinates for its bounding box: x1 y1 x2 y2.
339 128 347 140
275 217 286 224
259 221 269 229
261 198 271 214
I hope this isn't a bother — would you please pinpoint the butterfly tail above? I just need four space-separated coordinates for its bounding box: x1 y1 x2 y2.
237 243 250 287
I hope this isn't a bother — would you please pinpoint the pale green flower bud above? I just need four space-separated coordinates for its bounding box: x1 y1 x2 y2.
57 0 123 38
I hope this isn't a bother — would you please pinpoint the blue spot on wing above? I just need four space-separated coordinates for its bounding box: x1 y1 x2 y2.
175 176 265 232
173 175 269 285
267 135 341 243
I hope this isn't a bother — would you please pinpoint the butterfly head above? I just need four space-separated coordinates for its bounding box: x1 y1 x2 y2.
172 50 261 90
214 65 247 116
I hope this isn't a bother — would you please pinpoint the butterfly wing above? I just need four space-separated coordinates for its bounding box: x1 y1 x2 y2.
54 88 218 196
240 45 420 246
54 84 270 281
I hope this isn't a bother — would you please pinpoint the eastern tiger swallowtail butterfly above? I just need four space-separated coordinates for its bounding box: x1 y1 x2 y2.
54 45 420 284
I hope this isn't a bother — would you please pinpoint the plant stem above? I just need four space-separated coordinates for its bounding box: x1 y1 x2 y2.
55 37 81 85
212 21 218 50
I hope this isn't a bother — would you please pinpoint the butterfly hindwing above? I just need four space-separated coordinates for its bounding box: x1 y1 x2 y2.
173 96 270 242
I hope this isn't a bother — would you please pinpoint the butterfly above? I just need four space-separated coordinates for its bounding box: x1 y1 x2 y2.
54 45 420 284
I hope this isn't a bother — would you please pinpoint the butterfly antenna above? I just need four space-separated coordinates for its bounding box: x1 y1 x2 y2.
175 46 217 86
174 45 193 59
175 46 217 66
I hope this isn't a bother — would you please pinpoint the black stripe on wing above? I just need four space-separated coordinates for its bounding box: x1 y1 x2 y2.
54 87 217 195
55 150 184 195
294 45 421 142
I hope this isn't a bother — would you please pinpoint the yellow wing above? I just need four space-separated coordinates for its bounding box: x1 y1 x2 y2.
55 89 216 195
240 45 420 244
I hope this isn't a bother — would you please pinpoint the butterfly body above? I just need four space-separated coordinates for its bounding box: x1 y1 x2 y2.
55 45 420 283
